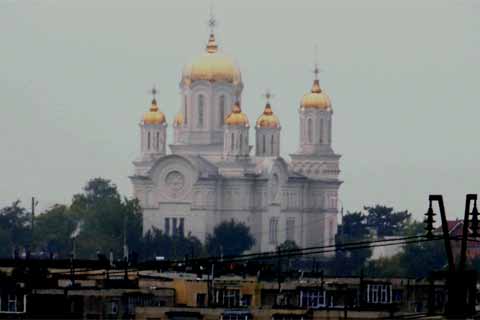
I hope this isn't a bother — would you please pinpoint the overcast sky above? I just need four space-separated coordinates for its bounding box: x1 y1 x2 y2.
1 0 479 220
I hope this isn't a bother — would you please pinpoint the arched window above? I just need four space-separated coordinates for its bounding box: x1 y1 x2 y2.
262 135 266 154
147 132 151 150
328 118 332 143
239 133 243 150
156 132 160 150
307 118 313 143
269 217 279 244
319 118 324 143
231 133 234 152
219 95 225 127
270 135 274 155
184 95 188 125
198 95 204 127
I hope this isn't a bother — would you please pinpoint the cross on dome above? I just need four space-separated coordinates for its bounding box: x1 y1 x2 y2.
207 4 217 34
263 89 274 103
150 86 158 99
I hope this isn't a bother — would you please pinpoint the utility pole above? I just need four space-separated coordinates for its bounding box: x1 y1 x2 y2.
31 197 38 246
123 212 128 260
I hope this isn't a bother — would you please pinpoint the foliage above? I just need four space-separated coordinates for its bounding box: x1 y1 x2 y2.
330 211 372 276
70 178 143 259
33 204 76 258
365 220 446 278
277 240 300 253
206 220 255 257
142 228 203 260
0 201 31 257
364 205 411 237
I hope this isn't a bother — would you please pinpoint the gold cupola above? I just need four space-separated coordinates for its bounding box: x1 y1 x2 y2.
173 112 184 127
300 66 332 110
181 31 242 86
256 95 280 128
142 90 166 125
225 102 249 127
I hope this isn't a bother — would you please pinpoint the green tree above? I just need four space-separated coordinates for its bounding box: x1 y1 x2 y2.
142 228 203 260
331 211 372 276
277 240 300 253
70 178 143 259
33 204 76 258
206 220 255 257
365 205 411 237
0 201 31 257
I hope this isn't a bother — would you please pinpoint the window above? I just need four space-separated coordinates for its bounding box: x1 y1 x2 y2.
269 217 279 245
110 301 119 314
231 133 234 152
319 119 324 143
0 294 26 313
239 133 242 150
147 132 151 150
262 135 266 153
7 294 16 312
179 218 185 237
271 135 275 155
196 293 206 307
164 218 170 236
219 95 225 126
156 132 160 150
184 95 188 124
307 118 313 143
299 289 326 309
328 193 337 209
327 118 331 143
286 218 295 241
222 312 252 320
366 284 392 304
198 95 204 127
172 218 178 236
241 294 252 306
214 288 240 307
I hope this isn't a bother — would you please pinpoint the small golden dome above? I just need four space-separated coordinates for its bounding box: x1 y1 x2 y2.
256 102 280 128
182 33 242 85
142 99 166 125
300 79 332 110
173 112 184 127
225 102 249 127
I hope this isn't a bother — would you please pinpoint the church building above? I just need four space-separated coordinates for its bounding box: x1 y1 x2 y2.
130 21 342 254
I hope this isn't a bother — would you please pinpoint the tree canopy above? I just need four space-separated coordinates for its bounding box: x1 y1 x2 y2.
0 201 31 257
331 211 372 276
365 205 411 237
206 220 255 257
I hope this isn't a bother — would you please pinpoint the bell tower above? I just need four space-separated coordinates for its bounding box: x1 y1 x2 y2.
133 87 167 175
255 90 281 158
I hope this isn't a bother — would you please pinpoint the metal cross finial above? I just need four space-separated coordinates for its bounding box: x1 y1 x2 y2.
208 3 217 33
263 89 274 102
313 44 323 80
150 86 157 97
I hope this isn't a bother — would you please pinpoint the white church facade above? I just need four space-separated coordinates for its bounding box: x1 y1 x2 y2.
130 27 342 254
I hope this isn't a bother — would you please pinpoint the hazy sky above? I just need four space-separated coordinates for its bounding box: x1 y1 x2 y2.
1 0 479 220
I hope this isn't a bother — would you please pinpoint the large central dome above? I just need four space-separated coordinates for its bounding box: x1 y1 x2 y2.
181 33 242 86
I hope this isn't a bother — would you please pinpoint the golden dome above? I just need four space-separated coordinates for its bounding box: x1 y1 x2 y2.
173 112 184 127
300 79 332 110
225 102 249 127
142 99 166 125
256 102 280 128
182 33 242 85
